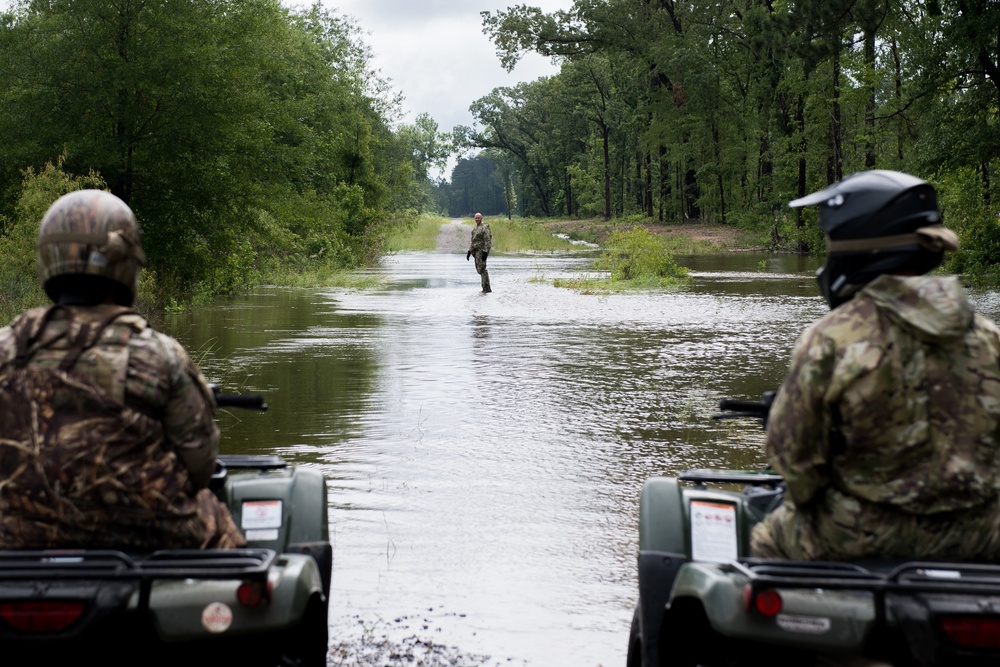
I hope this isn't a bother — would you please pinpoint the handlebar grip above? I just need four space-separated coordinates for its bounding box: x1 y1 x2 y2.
215 394 268 411
718 399 768 413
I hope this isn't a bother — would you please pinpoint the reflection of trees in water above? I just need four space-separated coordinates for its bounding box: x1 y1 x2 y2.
165 289 381 458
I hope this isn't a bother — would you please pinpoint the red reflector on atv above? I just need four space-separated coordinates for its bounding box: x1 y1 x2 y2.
744 585 782 617
236 579 270 607
940 616 1000 649
0 601 85 632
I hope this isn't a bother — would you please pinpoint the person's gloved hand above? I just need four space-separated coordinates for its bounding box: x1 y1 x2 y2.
466 252 471 261
482 252 488 261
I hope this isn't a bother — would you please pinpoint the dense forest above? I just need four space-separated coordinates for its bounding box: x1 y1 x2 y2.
2 0 999 302
0 0 448 308
447 0 1000 284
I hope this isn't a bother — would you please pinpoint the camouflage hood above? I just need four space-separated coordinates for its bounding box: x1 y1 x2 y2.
860 274 973 343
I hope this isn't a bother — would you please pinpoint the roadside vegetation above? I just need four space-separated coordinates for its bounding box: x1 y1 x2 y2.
487 216 583 253
552 226 691 293
383 214 453 253
0 0 450 320
444 2 1000 286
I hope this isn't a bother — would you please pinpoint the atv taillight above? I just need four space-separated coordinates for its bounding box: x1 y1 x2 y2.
743 585 782 617
940 616 1000 649
0 601 85 632
236 579 270 607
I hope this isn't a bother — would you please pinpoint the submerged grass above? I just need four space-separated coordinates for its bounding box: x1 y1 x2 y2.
552 274 689 294
266 265 387 289
547 226 691 293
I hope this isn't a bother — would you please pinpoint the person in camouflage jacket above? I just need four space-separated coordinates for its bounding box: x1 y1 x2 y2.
466 212 492 293
0 190 245 551
751 171 1000 561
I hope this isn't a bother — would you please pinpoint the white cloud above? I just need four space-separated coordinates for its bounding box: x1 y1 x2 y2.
319 1 569 133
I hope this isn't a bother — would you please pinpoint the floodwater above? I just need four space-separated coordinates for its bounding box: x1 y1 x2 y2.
161 248 1000 667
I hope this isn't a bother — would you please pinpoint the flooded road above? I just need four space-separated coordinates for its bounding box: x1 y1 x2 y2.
162 248 1000 667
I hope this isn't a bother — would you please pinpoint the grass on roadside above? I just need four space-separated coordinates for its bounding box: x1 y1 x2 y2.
265 265 387 289
383 213 451 253
487 216 582 252
384 213 586 254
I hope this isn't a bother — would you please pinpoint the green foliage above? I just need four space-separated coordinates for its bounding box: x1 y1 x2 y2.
937 168 1000 286
471 0 1000 284
592 226 689 286
0 0 431 307
487 217 579 252
436 154 510 217
383 213 448 253
0 159 106 322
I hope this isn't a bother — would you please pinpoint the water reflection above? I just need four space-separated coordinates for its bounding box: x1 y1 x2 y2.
161 252 1000 667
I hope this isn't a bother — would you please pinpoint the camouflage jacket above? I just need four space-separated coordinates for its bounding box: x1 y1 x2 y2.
766 274 1000 515
469 222 493 254
0 304 220 488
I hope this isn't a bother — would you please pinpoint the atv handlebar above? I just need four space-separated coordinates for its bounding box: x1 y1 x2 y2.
210 384 268 411
712 391 775 425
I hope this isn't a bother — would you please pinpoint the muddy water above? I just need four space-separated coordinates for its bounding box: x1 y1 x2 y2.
162 251 1000 667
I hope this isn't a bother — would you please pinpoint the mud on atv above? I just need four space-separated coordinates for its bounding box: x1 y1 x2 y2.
0 390 332 667
627 394 1000 667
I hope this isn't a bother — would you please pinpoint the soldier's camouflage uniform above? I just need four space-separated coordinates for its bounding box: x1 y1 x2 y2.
751 274 1000 561
0 304 246 550
469 222 493 292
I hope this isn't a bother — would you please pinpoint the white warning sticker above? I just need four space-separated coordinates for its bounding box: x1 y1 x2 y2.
689 500 738 563
241 499 282 530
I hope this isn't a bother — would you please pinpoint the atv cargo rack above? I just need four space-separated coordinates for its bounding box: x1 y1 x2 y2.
734 558 1000 622
0 548 276 610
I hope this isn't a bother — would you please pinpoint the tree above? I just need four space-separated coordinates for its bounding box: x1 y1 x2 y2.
0 0 419 298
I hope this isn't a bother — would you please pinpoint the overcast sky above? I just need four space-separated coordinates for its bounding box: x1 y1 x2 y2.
306 0 572 170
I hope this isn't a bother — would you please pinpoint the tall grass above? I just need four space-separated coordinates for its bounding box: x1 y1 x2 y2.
485 216 580 252
383 214 452 252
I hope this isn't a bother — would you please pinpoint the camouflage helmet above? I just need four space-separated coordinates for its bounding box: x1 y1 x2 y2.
37 190 146 306
789 170 958 308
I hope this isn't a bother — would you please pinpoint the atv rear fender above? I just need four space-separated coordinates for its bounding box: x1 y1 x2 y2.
635 475 778 667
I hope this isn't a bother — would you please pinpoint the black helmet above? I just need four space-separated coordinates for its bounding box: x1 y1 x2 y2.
789 170 958 308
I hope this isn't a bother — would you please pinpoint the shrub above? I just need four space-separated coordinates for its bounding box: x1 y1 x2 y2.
0 158 107 322
593 226 689 285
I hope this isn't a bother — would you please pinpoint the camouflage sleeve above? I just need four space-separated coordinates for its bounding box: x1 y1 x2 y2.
157 334 220 489
483 225 493 252
765 322 836 507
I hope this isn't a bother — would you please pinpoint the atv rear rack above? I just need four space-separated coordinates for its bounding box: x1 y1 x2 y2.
0 549 277 612
733 558 1000 624
734 558 1000 596
0 548 276 581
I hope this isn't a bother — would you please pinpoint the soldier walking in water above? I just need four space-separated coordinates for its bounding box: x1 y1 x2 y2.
466 212 492 293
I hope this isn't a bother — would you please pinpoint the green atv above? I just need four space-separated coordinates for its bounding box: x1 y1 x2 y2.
628 394 1000 667
0 390 332 667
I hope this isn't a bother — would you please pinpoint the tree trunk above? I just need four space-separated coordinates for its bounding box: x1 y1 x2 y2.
864 25 877 168
644 151 653 217
830 35 844 183
602 122 612 221
658 145 670 222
